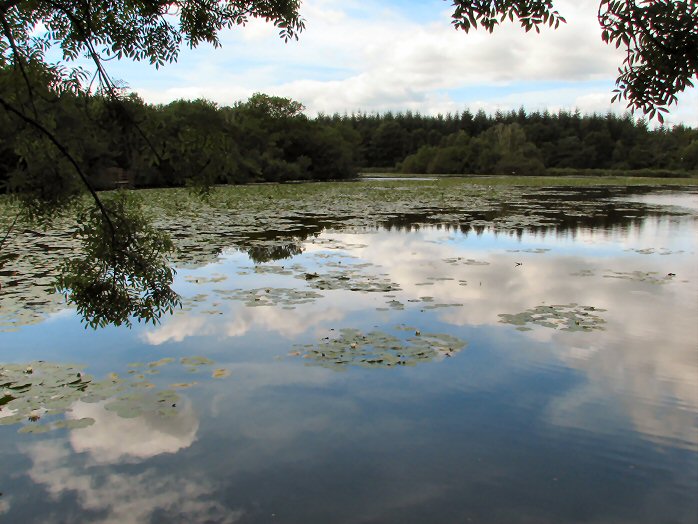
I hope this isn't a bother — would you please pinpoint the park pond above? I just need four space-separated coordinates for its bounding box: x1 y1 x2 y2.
1 179 697 523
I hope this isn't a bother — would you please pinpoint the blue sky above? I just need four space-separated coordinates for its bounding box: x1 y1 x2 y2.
96 0 696 126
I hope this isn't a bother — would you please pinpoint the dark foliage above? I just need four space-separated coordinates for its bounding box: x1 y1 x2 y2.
318 108 697 175
1 93 696 188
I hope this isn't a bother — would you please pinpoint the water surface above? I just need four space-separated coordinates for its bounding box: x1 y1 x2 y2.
1 181 697 523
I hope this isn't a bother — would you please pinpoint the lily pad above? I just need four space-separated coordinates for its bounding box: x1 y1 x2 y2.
291 326 467 370
213 287 323 308
603 270 679 285
443 257 490 266
498 303 607 332
0 355 228 434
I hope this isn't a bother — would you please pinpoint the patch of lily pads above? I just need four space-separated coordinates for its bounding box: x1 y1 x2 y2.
570 269 595 277
213 287 323 309
376 295 463 312
507 248 551 254
236 260 400 294
289 326 467 370
443 257 490 266
625 247 685 255
305 238 368 251
603 270 681 284
0 356 228 434
1 183 694 330
296 263 400 293
236 264 304 277
498 303 607 332
184 274 228 284
420 302 465 310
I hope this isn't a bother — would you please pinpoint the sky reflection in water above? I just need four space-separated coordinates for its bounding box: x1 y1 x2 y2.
0 189 697 523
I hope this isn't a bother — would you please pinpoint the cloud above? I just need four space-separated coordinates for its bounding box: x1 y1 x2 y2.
142 302 346 345
120 0 695 124
147 207 697 450
545 294 698 451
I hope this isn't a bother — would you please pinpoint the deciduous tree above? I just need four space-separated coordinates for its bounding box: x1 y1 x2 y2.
0 0 303 327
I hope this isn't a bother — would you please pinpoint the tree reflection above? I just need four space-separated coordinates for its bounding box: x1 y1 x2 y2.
245 242 304 264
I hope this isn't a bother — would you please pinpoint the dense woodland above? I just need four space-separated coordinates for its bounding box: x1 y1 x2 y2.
340 109 698 176
1 91 697 194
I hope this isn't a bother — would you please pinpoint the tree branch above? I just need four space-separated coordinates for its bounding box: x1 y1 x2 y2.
0 12 40 119
0 94 116 242
0 209 20 252
0 0 23 15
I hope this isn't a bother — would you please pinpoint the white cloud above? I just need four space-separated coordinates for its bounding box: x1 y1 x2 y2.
118 0 698 124
142 213 698 450
120 0 697 124
142 314 212 344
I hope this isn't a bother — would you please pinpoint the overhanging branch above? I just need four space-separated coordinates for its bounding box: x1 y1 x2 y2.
0 94 116 242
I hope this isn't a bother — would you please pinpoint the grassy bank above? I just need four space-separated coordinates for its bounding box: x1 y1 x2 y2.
359 173 698 186
544 167 697 179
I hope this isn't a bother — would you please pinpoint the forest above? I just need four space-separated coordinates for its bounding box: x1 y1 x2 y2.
1 90 696 194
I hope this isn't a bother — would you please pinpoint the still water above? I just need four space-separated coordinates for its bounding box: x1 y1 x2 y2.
1 182 697 523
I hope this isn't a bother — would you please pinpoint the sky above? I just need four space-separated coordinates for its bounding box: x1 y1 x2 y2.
103 0 697 126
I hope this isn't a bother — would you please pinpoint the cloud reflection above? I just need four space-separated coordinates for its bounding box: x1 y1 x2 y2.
67 399 199 464
340 227 698 450
23 440 241 524
141 216 697 451
143 303 345 345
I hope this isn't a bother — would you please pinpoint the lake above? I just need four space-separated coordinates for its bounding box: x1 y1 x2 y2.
1 179 697 523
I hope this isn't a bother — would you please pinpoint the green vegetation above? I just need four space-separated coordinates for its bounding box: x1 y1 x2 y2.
55 192 180 328
0 92 358 193
0 356 228 433
498 304 607 332
361 174 698 186
0 0 306 328
2 96 697 193
330 110 698 176
291 326 467 370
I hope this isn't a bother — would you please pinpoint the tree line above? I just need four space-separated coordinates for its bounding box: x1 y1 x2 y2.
1 90 696 196
321 109 698 176
0 89 357 197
